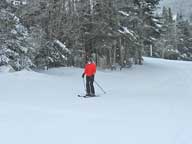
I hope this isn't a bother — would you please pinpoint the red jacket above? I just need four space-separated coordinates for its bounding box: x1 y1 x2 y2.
84 62 96 76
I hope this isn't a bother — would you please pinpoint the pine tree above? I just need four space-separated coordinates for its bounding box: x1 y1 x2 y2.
131 0 161 64
0 8 34 70
176 14 192 60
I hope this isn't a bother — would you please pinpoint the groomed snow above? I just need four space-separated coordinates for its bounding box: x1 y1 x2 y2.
0 57 192 144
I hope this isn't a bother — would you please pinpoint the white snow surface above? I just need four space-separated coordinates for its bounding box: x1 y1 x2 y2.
0 57 192 144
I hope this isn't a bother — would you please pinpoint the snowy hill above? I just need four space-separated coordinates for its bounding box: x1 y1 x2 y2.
0 57 192 144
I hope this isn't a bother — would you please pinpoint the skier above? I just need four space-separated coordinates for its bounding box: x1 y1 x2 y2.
82 58 96 96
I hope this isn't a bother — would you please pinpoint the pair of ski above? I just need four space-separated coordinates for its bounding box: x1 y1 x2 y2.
77 94 99 98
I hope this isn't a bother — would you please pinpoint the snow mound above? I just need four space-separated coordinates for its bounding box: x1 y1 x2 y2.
0 65 15 73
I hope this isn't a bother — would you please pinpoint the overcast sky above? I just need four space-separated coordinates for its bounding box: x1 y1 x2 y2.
159 0 192 17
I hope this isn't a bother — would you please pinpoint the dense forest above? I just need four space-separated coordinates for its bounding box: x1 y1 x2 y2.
1 0 192 71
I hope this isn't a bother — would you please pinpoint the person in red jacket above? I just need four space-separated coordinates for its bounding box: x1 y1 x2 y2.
82 58 96 96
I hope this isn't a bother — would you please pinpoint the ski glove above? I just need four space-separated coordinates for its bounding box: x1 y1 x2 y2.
82 73 85 78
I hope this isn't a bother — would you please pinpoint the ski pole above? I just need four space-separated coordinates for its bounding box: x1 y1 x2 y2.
82 78 86 93
94 80 106 94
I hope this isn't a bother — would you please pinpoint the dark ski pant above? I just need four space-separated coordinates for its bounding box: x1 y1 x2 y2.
86 75 95 95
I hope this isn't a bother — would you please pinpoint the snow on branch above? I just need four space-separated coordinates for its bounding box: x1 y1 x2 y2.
155 23 162 28
54 40 71 54
0 55 9 64
118 11 130 17
150 37 157 41
152 18 159 22
118 26 136 39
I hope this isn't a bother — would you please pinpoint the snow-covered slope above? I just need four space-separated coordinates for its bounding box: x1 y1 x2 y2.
0 57 192 144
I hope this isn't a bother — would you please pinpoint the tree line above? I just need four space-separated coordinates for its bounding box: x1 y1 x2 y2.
18 0 161 69
155 6 192 61
1 0 192 71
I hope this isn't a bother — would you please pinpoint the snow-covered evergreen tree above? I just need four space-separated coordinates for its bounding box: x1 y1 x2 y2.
0 5 34 70
155 7 178 59
176 13 192 60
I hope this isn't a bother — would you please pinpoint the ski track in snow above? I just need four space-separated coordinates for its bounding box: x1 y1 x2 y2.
0 57 192 144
